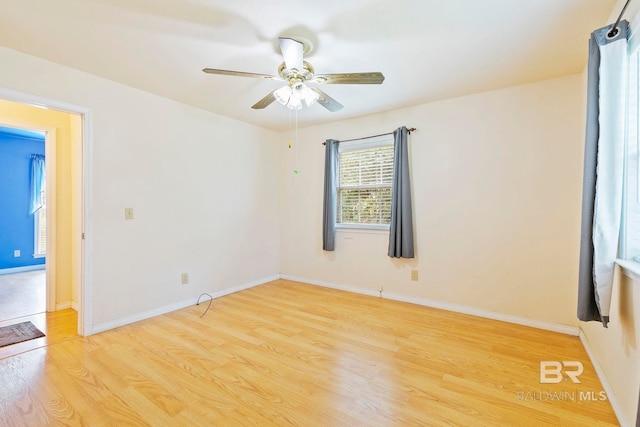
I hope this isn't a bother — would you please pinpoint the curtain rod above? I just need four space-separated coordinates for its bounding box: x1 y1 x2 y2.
608 0 631 37
322 127 416 145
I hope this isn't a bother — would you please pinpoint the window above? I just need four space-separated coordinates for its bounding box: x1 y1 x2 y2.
623 40 640 262
34 189 46 258
336 135 394 227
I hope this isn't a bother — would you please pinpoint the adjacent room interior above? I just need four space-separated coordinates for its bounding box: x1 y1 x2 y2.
0 0 638 425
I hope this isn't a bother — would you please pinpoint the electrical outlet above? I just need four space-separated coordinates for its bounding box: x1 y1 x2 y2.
411 270 418 281
125 208 134 220
181 273 189 284
13 250 20 257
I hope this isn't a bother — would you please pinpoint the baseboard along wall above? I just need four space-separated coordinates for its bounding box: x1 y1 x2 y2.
0 265 46 275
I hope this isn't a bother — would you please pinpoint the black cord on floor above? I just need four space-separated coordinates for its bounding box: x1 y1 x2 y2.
196 293 213 318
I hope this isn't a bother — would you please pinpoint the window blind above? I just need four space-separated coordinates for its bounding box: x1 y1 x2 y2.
623 46 640 260
337 143 393 225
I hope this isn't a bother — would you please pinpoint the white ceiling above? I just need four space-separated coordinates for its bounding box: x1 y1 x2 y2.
0 0 617 131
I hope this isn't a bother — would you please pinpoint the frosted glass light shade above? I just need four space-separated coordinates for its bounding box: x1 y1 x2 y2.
274 85 292 105
304 87 320 106
274 83 317 110
287 96 302 110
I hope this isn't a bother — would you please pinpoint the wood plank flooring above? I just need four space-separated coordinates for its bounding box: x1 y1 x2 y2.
0 280 619 426
0 309 78 360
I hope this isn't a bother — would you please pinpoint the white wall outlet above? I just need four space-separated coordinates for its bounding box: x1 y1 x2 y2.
125 208 134 220
411 270 419 281
181 273 189 284
13 250 20 257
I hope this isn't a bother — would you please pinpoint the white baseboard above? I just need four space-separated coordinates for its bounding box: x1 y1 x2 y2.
0 265 46 275
279 274 580 336
52 301 78 311
55 301 72 310
90 275 279 335
579 331 628 427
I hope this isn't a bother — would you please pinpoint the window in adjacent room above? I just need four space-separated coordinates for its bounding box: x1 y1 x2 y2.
34 189 46 258
336 134 394 228
622 42 640 262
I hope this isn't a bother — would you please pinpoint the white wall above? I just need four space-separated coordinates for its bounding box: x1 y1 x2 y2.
581 270 640 427
0 46 281 328
280 74 585 327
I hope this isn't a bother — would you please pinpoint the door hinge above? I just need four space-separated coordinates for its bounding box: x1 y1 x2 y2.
82 232 85 240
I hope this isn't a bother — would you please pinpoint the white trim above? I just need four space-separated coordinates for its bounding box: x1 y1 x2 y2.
279 274 580 336
338 134 394 152
79 110 92 337
0 265 45 275
336 224 389 233
55 301 79 311
579 330 628 427
90 275 279 335
616 258 640 283
44 128 56 313
55 301 72 310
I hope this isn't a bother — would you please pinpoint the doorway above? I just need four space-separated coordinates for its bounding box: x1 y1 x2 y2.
0 94 89 339
0 124 47 321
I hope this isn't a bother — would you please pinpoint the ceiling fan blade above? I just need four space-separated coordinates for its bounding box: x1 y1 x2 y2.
279 37 304 71
310 72 385 85
251 91 277 109
310 87 343 112
202 68 280 80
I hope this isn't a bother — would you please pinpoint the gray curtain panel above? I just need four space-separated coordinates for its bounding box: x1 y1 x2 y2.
636 392 639 427
577 21 628 327
577 27 604 324
388 126 414 258
322 139 339 251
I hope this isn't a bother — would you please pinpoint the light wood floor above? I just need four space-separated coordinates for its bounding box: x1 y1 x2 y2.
0 269 78 360
0 309 78 360
0 280 618 426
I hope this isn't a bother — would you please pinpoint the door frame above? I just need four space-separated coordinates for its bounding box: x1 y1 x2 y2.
0 86 93 336
0 121 56 312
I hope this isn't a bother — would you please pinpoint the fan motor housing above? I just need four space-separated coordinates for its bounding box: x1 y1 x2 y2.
278 61 314 83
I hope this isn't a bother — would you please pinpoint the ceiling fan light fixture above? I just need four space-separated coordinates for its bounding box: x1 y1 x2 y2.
274 85 292 105
287 95 303 110
290 82 319 107
204 36 383 113
303 86 320 106
274 82 310 110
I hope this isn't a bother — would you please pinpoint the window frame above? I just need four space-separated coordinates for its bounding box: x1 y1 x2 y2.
618 28 640 281
335 134 394 230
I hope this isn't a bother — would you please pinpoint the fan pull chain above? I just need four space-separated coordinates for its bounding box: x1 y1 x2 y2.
293 109 299 174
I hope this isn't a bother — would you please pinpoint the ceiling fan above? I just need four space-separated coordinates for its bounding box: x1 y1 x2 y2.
203 37 385 112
